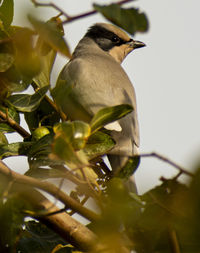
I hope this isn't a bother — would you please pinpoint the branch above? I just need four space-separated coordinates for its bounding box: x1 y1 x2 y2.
0 160 100 221
168 229 181 253
11 182 103 251
0 110 30 138
31 0 134 24
139 152 193 177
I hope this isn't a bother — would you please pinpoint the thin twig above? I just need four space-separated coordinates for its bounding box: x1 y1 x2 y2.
31 0 134 24
0 160 100 221
168 228 181 253
0 110 30 138
139 152 193 177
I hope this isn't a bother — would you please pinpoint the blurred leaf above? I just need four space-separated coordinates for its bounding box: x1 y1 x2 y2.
0 131 8 144
7 86 49 112
17 220 70 253
27 134 56 169
24 98 60 132
0 53 14 72
0 142 32 159
52 80 91 122
28 16 71 58
13 27 42 78
90 104 133 133
117 155 140 179
0 0 14 28
0 65 31 96
25 167 63 179
51 136 88 170
54 121 91 150
0 105 20 133
83 131 115 160
94 3 149 35
33 38 56 88
0 196 28 252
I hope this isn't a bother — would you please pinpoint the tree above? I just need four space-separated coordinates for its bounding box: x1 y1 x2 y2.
0 0 199 252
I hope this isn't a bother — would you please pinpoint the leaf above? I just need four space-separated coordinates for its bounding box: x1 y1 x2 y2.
13 28 42 78
0 142 32 159
0 196 28 252
94 3 149 35
51 136 88 169
33 27 57 88
25 167 63 180
1 64 32 95
0 105 20 133
54 121 91 150
90 104 133 133
28 16 71 58
27 134 55 169
0 132 8 144
0 0 14 28
117 155 140 179
0 53 14 72
24 98 60 132
83 131 115 160
17 220 69 253
7 86 49 112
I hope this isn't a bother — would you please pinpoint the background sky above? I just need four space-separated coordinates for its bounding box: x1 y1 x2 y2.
7 0 200 194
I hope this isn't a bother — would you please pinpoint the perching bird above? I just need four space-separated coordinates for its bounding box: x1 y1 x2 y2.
57 23 145 178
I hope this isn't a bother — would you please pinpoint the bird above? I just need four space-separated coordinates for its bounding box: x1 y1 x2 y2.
56 23 145 185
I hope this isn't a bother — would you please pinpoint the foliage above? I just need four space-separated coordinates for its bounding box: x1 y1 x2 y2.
0 0 198 253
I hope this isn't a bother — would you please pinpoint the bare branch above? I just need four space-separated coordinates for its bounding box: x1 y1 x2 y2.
0 160 100 221
31 0 134 24
168 229 181 253
16 184 103 251
0 110 30 138
139 152 194 177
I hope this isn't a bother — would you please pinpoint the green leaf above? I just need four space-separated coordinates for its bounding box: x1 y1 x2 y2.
25 167 63 180
94 3 149 35
33 37 57 88
24 98 60 132
90 104 133 132
17 220 70 253
27 134 55 169
0 53 14 72
52 136 88 169
0 142 32 159
0 105 20 133
7 86 49 112
52 121 90 168
0 196 28 252
83 131 115 160
0 132 8 144
54 121 91 150
117 155 140 179
13 28 42 78
0 0 14 28
28 16 71 57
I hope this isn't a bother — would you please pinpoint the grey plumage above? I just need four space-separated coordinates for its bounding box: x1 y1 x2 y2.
58 23 145 176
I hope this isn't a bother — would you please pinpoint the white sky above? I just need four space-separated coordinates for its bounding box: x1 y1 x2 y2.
7 0 200 194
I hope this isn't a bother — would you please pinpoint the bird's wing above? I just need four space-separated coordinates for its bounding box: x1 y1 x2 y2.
59 54 139 154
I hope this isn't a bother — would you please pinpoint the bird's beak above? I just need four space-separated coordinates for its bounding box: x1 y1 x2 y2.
127 39 146 49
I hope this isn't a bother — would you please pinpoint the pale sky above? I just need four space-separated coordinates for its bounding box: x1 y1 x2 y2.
7 0 200 194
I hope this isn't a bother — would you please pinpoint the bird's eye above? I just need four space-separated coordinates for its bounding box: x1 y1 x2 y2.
112 36 120 43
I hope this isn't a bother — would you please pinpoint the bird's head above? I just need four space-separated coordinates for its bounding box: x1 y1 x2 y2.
85 23 146 63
